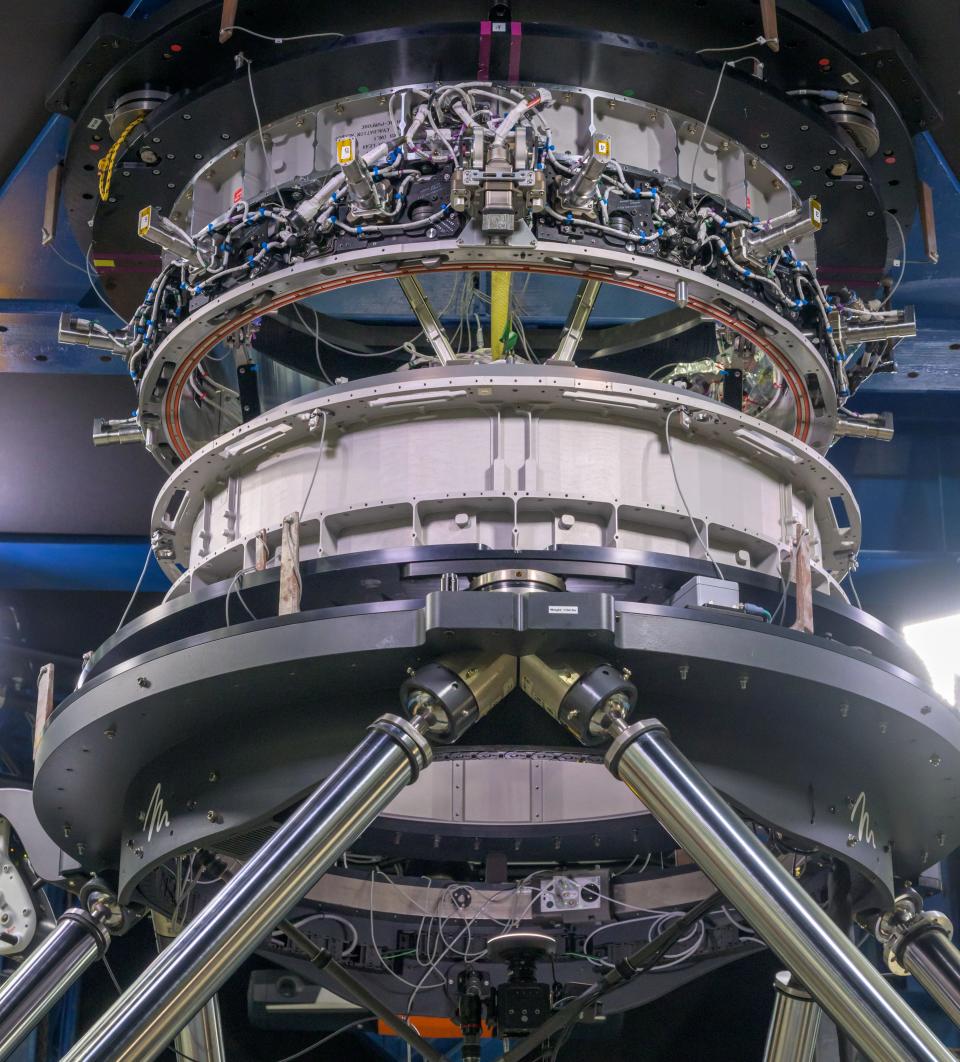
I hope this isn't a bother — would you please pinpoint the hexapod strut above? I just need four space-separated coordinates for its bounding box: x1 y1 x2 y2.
516 661 953 1062
55 650 522 1062
869 888 960 1032
0 656 511 1062
0 887 119 1058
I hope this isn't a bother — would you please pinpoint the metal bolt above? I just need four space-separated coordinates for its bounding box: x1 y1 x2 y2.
137 676 151 688
75 844 85 857
0 914 9 925
938 832 946 847
335 103 345 115
622 668 632 681
828 805 837 815
839 703 849 718
930 754 942 767
739 675 749 690
206 810 222 823
678 664 689 681
846 835 857 848
104 726 116 739
208 770 220 783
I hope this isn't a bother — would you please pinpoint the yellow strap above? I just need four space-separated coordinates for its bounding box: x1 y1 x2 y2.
97 115 145 202
490 271 512 359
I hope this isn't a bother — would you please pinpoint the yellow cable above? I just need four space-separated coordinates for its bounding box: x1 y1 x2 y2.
490 271 511 359
97 115 145 202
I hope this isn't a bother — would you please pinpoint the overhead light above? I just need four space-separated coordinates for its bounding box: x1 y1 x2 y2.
903 612 960 705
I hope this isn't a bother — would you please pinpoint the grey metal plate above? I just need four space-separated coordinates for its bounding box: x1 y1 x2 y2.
34 592 957 900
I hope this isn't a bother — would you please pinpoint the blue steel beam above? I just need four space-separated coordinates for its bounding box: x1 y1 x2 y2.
0 537 168 592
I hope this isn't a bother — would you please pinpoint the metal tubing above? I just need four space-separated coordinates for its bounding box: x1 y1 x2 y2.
0 909 109 1059
604 718 953 1062
763 971 822 1062
901 926 960 1031
62 713 434 1062
550 279 601 362
174 997 225 1062
396 275 455 364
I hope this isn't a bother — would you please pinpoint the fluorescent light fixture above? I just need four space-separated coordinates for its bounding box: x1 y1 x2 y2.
903 612 960 706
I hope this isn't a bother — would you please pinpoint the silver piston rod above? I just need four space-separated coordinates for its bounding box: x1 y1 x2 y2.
600 716 952 1062
762 971 822 1062
872 890 960 1031
61 712 436 1062
0 907 111 1058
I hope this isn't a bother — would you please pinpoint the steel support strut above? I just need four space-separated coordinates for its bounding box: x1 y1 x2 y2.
153 913 226 1062
174 999 225 1062
872 889 960 1030
600 716 952 1062
61 711 438 1062
0 903 112 1058
762 971 822 1062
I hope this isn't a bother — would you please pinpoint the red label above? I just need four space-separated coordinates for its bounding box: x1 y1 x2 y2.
233 186 243 205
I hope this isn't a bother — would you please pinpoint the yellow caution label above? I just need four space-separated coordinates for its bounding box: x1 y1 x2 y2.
93 259 116 268
594 136 611 157
810 199 823 228
137 205 152 236
336 136 356 165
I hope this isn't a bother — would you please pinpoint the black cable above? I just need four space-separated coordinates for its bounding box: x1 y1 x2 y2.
495 891 723 1062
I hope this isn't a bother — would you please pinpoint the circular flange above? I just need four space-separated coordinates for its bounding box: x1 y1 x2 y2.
137 246 839 466
471 570 567 594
